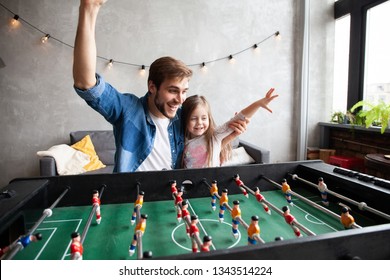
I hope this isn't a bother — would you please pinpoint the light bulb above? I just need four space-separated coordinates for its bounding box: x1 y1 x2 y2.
10 15 20 27
41 34 50 43
107 59 113 69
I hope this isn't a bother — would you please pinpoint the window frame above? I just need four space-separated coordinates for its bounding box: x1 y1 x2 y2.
334 0 389 110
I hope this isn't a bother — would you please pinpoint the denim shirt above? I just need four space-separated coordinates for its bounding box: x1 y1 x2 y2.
74 74 184 172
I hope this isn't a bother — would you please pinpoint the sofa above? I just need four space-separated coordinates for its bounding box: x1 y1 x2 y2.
39 130 270 176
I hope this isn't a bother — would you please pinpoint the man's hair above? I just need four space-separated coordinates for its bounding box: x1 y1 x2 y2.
148 56 193 90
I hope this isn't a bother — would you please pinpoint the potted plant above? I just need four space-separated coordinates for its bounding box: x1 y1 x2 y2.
330 110 356 124
330 111 346 124
350 100 390 134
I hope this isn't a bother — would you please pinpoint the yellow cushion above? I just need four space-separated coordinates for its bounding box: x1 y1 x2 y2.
71 135 106 171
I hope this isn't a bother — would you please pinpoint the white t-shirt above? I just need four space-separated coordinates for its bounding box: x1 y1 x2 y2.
136 113 172 171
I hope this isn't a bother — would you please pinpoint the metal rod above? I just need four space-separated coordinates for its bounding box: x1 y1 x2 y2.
136 230 143 260
135 183 143 260
261 176 362 229
235 176 316 237
290 173 390 221
202 179 265 244
1 187 70 260
170 181 203 249
28 187 70 235
80 185 105 244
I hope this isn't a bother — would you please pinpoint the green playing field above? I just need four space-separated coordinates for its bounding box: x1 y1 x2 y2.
13 188 376 260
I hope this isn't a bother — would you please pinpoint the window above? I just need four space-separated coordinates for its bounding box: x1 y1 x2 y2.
363 1 390 105
333 15 350 112
334 0 389 111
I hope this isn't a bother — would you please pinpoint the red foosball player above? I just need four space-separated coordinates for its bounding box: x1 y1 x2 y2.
233 174 249 198
219 189 229 222
253 187 271 215
170 180 178 198
129 213 148 256
189 215 200 253
92 190 101 224
70 232 83 260
175 186 184 222
181 200 191 236
131 191 144 225
247 215 260 245
209 180 218 211
231 200 241 238
317 177 329 206
340 207 356 229
282 206 301 237
201 235 213 252
281 179 294 206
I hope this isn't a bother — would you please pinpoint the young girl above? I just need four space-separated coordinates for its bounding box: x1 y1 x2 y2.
181 88 278 168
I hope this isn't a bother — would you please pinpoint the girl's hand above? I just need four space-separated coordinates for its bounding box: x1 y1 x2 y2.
261 88 279 113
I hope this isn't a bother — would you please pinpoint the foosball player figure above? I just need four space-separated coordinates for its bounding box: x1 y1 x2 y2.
92 189 101 224
189 215 200 253
129 213 148 256
340 207 356 229
253 187 271 215
233 174 249 198
247 215 260 245
201 235 213 252
210 180 219 211
281 179 293 206
231 200 241 238
175 186 184 222
170 180 178 198
282 206 301 237
317 177 329 206
131 191 144 225
2 232 43 257
70 232 83 260
181 200 191 236
219 189 229 222
17 232 43 248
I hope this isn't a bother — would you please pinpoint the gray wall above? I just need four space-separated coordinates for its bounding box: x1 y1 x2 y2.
0 0 334 187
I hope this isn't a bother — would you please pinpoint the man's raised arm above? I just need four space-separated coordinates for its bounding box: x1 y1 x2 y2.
73 0 107 90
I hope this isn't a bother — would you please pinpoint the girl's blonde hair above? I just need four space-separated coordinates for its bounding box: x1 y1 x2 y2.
182 95 232 167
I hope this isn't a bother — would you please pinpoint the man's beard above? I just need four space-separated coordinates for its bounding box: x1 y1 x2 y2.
154 90 177 119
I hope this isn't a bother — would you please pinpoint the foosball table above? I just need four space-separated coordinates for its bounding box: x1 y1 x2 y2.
1 160 389 260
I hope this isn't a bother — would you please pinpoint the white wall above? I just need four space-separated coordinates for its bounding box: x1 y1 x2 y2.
0 0 334 187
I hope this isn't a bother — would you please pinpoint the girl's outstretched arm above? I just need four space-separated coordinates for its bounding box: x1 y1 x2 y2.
240 88 279 118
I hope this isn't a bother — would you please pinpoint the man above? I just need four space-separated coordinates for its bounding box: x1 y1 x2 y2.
73 0 246 172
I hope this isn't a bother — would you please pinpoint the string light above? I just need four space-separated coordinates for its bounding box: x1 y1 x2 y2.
41 34 50 44
10 14 20 27
0 3 280 71
228 54 236 64
200 62 208 73
107 59 114 69
139 65 146 76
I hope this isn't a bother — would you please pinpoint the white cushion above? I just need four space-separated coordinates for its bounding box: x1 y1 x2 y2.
222 146 255 166
37 144 90 175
